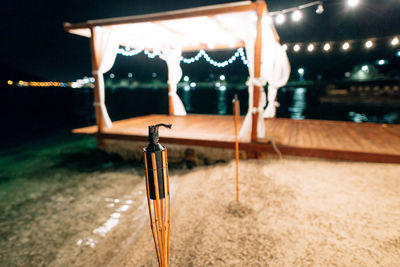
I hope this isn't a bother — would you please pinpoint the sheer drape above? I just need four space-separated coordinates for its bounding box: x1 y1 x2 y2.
163 47 187 115
92 27 120 128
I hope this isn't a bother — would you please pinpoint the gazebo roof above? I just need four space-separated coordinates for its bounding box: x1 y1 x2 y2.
64 1 272 52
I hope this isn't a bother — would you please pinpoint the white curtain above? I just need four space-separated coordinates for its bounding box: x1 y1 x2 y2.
92 27 120 128
261 21 291 118
238 14 266 141
163 47 187 115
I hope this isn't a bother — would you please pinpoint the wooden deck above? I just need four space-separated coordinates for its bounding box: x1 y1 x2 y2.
73 114 400 163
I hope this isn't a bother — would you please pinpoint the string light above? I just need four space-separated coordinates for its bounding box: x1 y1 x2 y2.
118 47 143 56
285 35 398 53
116 35 399 66
268 0 324 25
118 47 248 68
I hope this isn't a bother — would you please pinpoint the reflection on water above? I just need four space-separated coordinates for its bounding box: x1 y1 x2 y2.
348 112 368 123
181 89 191 112
217 89 227 115
288 87 307 120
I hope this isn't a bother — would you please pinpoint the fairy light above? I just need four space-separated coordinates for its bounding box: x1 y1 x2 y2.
282 44 288 51
342 42 350 50
118 47 143 56
307 44 315 52
181 47 248 68
323 43 331 51
293 44 301 52
7 80 13 85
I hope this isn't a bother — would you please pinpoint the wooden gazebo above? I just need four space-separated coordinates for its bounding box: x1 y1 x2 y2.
65 1 400 163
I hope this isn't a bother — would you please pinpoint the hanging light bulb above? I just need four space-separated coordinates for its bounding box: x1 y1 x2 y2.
391 37 399 46
293 44 301 52
342 42 350 50
323 43 331 51
276 13 286 24
316 2 324 14
348 0 359 8
365 40 373 49
307 44 315 52
292 10 303 22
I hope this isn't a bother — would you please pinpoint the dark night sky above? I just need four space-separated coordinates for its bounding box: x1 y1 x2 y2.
1 0 399 81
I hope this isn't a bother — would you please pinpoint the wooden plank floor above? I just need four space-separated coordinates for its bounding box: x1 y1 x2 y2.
73 114 400 163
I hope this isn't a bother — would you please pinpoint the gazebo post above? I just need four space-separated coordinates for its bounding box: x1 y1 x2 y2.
89 26 104 133
168 85 174 115
251 1 266 142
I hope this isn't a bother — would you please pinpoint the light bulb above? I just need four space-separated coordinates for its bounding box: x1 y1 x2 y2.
316 3 324 14
365 40 373 49
276 13 286 24
391 37 399 46
292 10 303 22
348 0 359 8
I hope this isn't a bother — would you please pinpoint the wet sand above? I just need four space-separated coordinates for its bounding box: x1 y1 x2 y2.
1 136 400 266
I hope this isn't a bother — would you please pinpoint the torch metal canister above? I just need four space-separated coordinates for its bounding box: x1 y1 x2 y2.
143 124 171 267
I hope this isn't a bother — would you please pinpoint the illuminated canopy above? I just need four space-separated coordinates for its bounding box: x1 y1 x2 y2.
64 1 268 51
64 1 290 142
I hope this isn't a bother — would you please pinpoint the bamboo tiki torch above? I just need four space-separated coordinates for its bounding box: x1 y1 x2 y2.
232 94 240 202
143 124 172 267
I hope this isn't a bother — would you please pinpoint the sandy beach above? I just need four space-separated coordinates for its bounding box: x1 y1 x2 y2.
1 135 400 266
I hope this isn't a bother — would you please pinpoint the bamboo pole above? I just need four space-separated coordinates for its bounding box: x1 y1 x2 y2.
89 26 104 133
165 149 171 260
162 150 169 266
233 95 240 202
144 153 161 265
151 153 165 266
250 1 266 142
144 140 171 267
